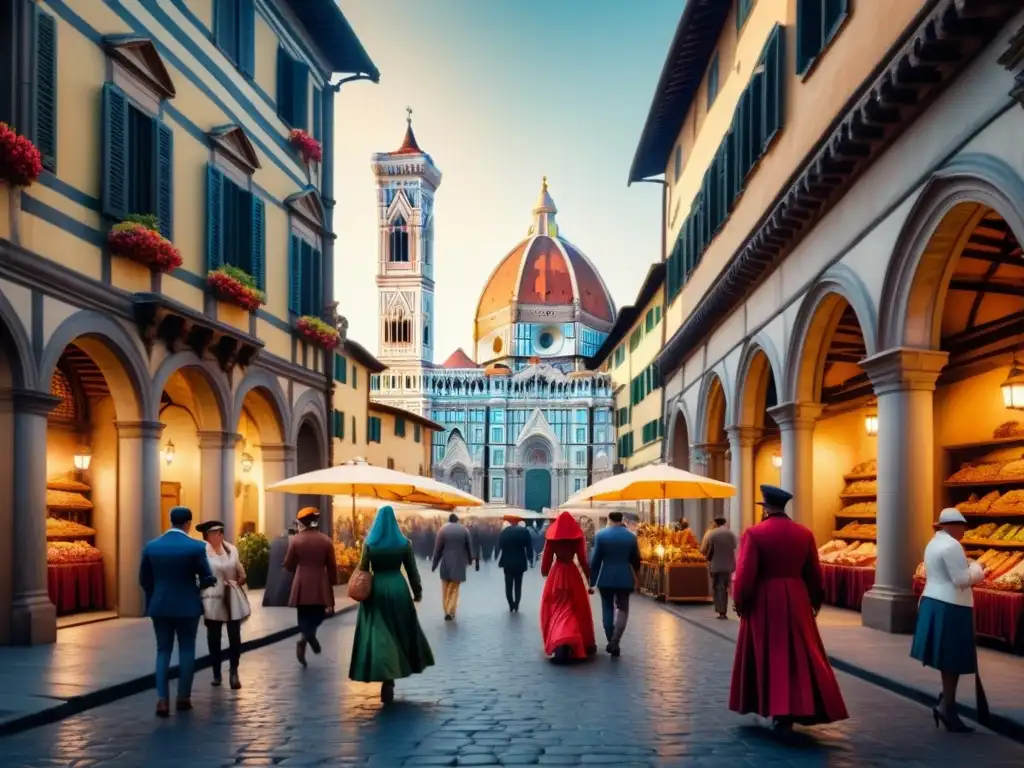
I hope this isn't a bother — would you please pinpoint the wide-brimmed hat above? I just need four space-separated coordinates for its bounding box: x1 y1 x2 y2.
755 484 792 510
195 520 225 535
296 507 320 525
935 508 968 528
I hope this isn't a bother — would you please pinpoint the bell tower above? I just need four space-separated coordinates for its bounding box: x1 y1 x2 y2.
369 110 442 417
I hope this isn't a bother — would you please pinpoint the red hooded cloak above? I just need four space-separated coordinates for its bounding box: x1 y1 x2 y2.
539 512 596 659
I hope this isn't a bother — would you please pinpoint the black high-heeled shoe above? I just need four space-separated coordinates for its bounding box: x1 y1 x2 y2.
933 707 975 733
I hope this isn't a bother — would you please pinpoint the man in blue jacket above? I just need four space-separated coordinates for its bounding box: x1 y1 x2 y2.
589 511 641 657
497 517 534 612
139 506 216 717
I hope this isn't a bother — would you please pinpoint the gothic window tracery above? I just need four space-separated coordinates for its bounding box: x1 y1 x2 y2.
388 215 409 263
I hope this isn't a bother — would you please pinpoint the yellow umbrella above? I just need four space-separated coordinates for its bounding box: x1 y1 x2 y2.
565 462 735 504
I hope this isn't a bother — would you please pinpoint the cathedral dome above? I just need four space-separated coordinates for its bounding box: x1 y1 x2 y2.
474 178 615 344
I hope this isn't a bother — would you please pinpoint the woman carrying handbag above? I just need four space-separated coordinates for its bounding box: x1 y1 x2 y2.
197 520 251 690
348 506 434 704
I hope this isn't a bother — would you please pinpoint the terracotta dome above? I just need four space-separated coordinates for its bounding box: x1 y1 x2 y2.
474 179 615 334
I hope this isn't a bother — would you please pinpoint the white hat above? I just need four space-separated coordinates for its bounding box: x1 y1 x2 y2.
936 508 968 526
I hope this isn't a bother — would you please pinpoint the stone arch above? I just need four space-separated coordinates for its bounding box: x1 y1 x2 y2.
288 388 328 449
695 371 729 445
786 264 878 404
732 331 784 429
0 288 35 389
151 351 229 430
231 368 288 444
38 310 150 420
879 155 1024 351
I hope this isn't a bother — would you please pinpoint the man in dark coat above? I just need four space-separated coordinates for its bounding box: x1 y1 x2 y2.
431 513 476 620
589 511 641 657
497 517 534 612
263 527 296 607
283 508 338 666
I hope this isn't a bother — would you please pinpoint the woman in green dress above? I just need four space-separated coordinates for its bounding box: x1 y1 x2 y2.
349 505 435 703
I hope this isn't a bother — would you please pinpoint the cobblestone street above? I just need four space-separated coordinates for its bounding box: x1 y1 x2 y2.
3 563 1023 767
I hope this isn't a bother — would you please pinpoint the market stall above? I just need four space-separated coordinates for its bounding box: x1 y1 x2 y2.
636 524 711 603
45 477 105 615
816 459 877 610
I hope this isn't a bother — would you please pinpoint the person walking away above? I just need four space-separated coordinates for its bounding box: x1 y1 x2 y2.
139 506 216 717
729 485 848 731
702 516 738 620
498 516 534 612
284 507 338 667
700 518 718 553
588 511 641 657
349 506 435 703
911 508 985 732
263 527 296 607
540 511 596 662
196 520 250 689
431 513 476 620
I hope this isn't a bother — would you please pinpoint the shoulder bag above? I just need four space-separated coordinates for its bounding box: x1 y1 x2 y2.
348 567 372 602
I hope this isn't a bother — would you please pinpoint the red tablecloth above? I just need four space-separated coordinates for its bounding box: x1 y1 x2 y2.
820 563 875 610
914 579 1023 650
47 561 105 615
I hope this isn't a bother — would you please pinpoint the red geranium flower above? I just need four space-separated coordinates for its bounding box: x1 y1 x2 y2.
0 122 43 187
108 221 182 274
208 266 265 312
296 315 340 350
289 129 323 163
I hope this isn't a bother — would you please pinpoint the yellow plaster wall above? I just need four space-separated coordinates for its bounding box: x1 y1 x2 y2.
333 357 370 463
18 215 103 280
254 15 279 99
365 411 432 476
183 0 214 30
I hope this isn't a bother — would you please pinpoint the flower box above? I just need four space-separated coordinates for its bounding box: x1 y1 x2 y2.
107 217 182 273
289 129 322 164
0 122 42 188
207 266 265 312
296 315 340 350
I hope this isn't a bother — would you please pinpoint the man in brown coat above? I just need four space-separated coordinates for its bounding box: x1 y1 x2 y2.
284 507 338 666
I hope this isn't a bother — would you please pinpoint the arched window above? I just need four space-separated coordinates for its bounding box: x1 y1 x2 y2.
389 215 409 263
423 324 430 346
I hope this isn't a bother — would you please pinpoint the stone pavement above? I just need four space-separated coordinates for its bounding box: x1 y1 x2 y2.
0 586 354 734
2 562 1023 767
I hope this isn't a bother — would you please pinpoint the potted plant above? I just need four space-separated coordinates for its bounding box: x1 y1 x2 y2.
107 214 182 273
237 532 270 589
289 129 322 164
207 265 265 312
0 122 42 188
296 315 341 350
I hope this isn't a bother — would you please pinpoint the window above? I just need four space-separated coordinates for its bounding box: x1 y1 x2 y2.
575 409 588 424
642 419 664 445
490 426 504 444
492 448 505 467
629 327 643 352
706 52 719 109
575 427 586 443
352 367 358 388
332 410 345 439
276 47 308 129
351 415 356 444
673 145 683 183
737 0 755 30
33 8 57 173
574 450 586 466
287 235 322 317
384 317 412 344
491 477 504 499
617 407 628 427
334 355 348 384
395 418 406 438
797 0 847 75
206 163 265 290
368 417 382 443
388 216 410 262
214 0 255 75
614 346 625 368
414 423 421 443
574 478 583 493
311 85 323 142
387 458 394 469
644 305 662 333
617 432 634 459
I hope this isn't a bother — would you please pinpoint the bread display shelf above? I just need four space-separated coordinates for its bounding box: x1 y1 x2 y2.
835 510 877 519
45 489 93 511
46 478 91 493
832 531 877 542
840 492 878 500
843 473 877 482
963 539 1024 550
946 478 1024 488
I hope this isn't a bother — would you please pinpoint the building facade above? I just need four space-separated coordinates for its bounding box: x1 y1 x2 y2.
0 0 377 644
631 0 1024 633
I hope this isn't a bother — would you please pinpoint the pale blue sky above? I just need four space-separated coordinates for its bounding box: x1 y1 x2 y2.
333 0 679 362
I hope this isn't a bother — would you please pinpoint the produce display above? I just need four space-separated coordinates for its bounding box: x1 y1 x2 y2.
841 501 877 518
47 540 102 564
841 479 877 497
956 491 1001 515
846 460 877 479
45 489 93 510
46 477 91 493
46 517 96 538
818 540 877 567
836 521 876 538
946 457 1024 485
637 524 705 564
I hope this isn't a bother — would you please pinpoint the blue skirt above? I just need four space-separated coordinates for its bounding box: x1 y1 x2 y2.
910 597 977 675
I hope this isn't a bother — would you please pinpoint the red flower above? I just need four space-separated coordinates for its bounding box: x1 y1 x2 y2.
0 122 42 187
296 316 340 350
289 129 323 163
107 222 182 274
208 269 265 312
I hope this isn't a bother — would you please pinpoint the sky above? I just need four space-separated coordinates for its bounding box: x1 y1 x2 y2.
333 0 680 362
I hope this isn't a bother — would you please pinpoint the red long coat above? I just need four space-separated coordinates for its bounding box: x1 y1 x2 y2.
728 515 848 724
539 514 596 659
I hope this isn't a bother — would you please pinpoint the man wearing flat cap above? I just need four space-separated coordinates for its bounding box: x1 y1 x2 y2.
283 507 338 667
139 506 216 717
728 485 848 730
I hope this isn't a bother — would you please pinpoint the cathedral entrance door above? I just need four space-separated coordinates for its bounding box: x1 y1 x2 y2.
524 469 551 513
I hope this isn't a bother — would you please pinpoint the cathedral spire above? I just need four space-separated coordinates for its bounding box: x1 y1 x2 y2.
530 176 558 237
395 106 423 155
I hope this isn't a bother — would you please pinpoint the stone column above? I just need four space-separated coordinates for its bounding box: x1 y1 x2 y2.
199 431 241 540
260 443 296 538
726 426 760 532
686 445 709 532
860 348 948 634
114 420 163 619
10 391 59 644
767 402 822 526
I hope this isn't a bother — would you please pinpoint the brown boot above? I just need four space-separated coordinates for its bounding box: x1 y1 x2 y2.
175 697 192 711
296 638 307 667
155 698 170 718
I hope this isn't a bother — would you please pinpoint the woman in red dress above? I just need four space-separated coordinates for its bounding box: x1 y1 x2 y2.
540 512 597 662
729 485 848 730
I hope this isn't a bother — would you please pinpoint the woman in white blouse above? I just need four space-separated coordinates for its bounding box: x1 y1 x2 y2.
910 508 984 732
196 520 250 690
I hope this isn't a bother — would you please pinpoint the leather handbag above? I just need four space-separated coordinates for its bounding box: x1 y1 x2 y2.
347 568 372 602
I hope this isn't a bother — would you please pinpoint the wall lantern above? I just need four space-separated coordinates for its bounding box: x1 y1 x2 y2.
1001 356 1024 411
771 451 782 469
240 451 254 473
162 440 176 466
73 445 92 471
864 411 879 437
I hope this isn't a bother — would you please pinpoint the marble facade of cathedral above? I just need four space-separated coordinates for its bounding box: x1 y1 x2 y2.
368 120 617 510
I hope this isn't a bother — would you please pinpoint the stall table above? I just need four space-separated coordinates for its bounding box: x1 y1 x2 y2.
820 563 875 611
913 579 1024 653
640 561 712 603
47 561 105 615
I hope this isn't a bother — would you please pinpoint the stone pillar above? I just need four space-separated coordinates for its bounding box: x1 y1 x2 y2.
726 426 760 532
260 443 296 538
199 431 241 540
10 391 59 644
767 402 821 526
686 445 708 532
860 348 948 634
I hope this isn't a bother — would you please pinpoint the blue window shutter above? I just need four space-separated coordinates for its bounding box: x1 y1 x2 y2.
206 164 225 271
239 0 256 77
312 86 323 141
300 240 313 315
276 47 290 119
313 248 323 317
292 61 309 130
154 121 174 241
102 83 129 221
33 9 58 173
288 233 302 314
251 196 265 290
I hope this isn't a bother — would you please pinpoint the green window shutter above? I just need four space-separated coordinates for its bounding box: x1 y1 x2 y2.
352 367 357 388
299 240 313 315
251 196 266 290
764 25 787 145
33 9 58 173
154 121 174 241
312 85 323 141
288 234 302 315
102 83 129 221
276 47 291 121
333 410 344 439
206 164 225 271
239 0 256 77
215 0 238 62
334 355 347 383
796 0 822 75
313 248 323 317
292 61 309 131
414 424 421 443
351 415 356 444
748 71 764 164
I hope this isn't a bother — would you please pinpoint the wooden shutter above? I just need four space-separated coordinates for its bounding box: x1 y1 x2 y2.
748 72 764 162
312 247 323 317
292 61 309 131
764 25 787 144
215 0 239 62
102 83 129 221
239 0 256 77
312 85 323 141
206 164 225 271
276 47 290 121
251 196 266 289
334 355 347 383
154 121 174 240
34 9 58 173
796 0 822 75
333 410 345 439
299 240 313 316
288 233 302 314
